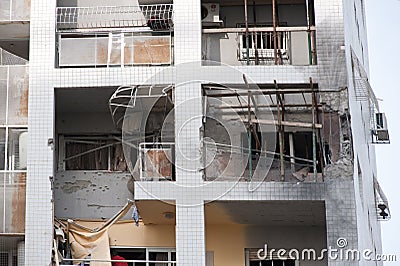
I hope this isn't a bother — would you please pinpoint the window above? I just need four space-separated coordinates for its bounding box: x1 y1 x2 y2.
0 128 28 171
246 249 298 266
249 260 296 266
110 248 176 266
59 135 128 171
237 23 289 61
0 253 8 265
7 128 28 170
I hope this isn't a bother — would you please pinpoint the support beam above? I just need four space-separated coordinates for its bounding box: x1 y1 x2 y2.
289 133 295 173
275 80 285 181
202 26 315 34
272 0 278 65
245 119 323 129
244 0 250 65
311 77 317 182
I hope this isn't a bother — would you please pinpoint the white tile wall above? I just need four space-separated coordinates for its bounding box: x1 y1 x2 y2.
25 0 383 265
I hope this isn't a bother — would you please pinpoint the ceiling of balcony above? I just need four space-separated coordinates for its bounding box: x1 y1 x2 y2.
56 87 116 113
205 200 326 226
136 200 176 225
135 199 325 226
203 0 306 5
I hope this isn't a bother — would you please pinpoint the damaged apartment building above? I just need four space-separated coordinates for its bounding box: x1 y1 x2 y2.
0 0 392 265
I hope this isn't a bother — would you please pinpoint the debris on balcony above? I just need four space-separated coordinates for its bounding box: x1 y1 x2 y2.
202 78 352 182
54 200 135 266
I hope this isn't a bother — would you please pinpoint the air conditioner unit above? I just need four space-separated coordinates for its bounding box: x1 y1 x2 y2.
201 3 221 23
375 113 389 142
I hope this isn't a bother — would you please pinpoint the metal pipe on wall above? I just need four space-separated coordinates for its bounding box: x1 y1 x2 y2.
272 0 278 65
244 0 250 65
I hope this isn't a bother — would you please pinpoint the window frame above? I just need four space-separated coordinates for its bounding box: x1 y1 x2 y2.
245 248 299 266
58 134 128 172
110 247 176 266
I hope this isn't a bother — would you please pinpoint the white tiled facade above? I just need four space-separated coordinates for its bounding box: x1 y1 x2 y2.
0 0 388 265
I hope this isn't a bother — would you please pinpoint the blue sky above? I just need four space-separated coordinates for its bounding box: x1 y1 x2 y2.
365 0 400 263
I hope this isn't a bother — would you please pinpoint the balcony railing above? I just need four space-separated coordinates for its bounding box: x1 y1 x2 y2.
0 48 28 66
203 141 322 183
202 26 317 66
138 142 175 181
56 5 173 32
238 31 290 63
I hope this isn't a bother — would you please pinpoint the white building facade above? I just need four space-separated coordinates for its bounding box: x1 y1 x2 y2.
0 0 391 265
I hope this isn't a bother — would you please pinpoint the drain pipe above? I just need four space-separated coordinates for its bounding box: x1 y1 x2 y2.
244 0 250 65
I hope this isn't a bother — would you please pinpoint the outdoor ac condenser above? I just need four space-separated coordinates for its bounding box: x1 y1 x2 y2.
201 3 221 23
375 113 390 142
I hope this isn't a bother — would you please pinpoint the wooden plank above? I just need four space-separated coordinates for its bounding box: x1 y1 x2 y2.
202 26 315 34
251 118 322 129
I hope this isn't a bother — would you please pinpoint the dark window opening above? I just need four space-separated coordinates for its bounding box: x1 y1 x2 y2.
293 132 324 173
250 259 296 266
111 248 146 266
63 136 128 171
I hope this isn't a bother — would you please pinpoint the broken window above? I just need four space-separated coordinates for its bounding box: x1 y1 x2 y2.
60 136 128 171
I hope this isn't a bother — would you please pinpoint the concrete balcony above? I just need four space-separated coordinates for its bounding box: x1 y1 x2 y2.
0 55 28 235
202 26 316 66
55 4 174 68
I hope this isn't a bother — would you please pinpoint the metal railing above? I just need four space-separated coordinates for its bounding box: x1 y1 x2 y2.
238 31 289 63
139 142 175 181
61 258 176 265
202 141 320 182
202 26 317 66
56 5 173 32
0 48 28 65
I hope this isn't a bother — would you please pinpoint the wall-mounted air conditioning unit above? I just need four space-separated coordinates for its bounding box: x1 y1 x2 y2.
374 113 390 143
201 3 221 23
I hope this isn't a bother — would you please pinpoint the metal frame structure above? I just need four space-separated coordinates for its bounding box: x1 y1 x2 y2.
108 84 174 128
351 48 390 144
56 5 174 32
202 78 326 182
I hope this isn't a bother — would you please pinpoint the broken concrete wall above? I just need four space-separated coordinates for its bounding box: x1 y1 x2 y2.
54 171 132 219
0 173 26 233
203 89 351 181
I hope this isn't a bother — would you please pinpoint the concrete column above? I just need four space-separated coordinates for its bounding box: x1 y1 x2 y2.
26 0 57 264
173 0 205 264
17 241 25 266
176 201 205 266
325 179 359 265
